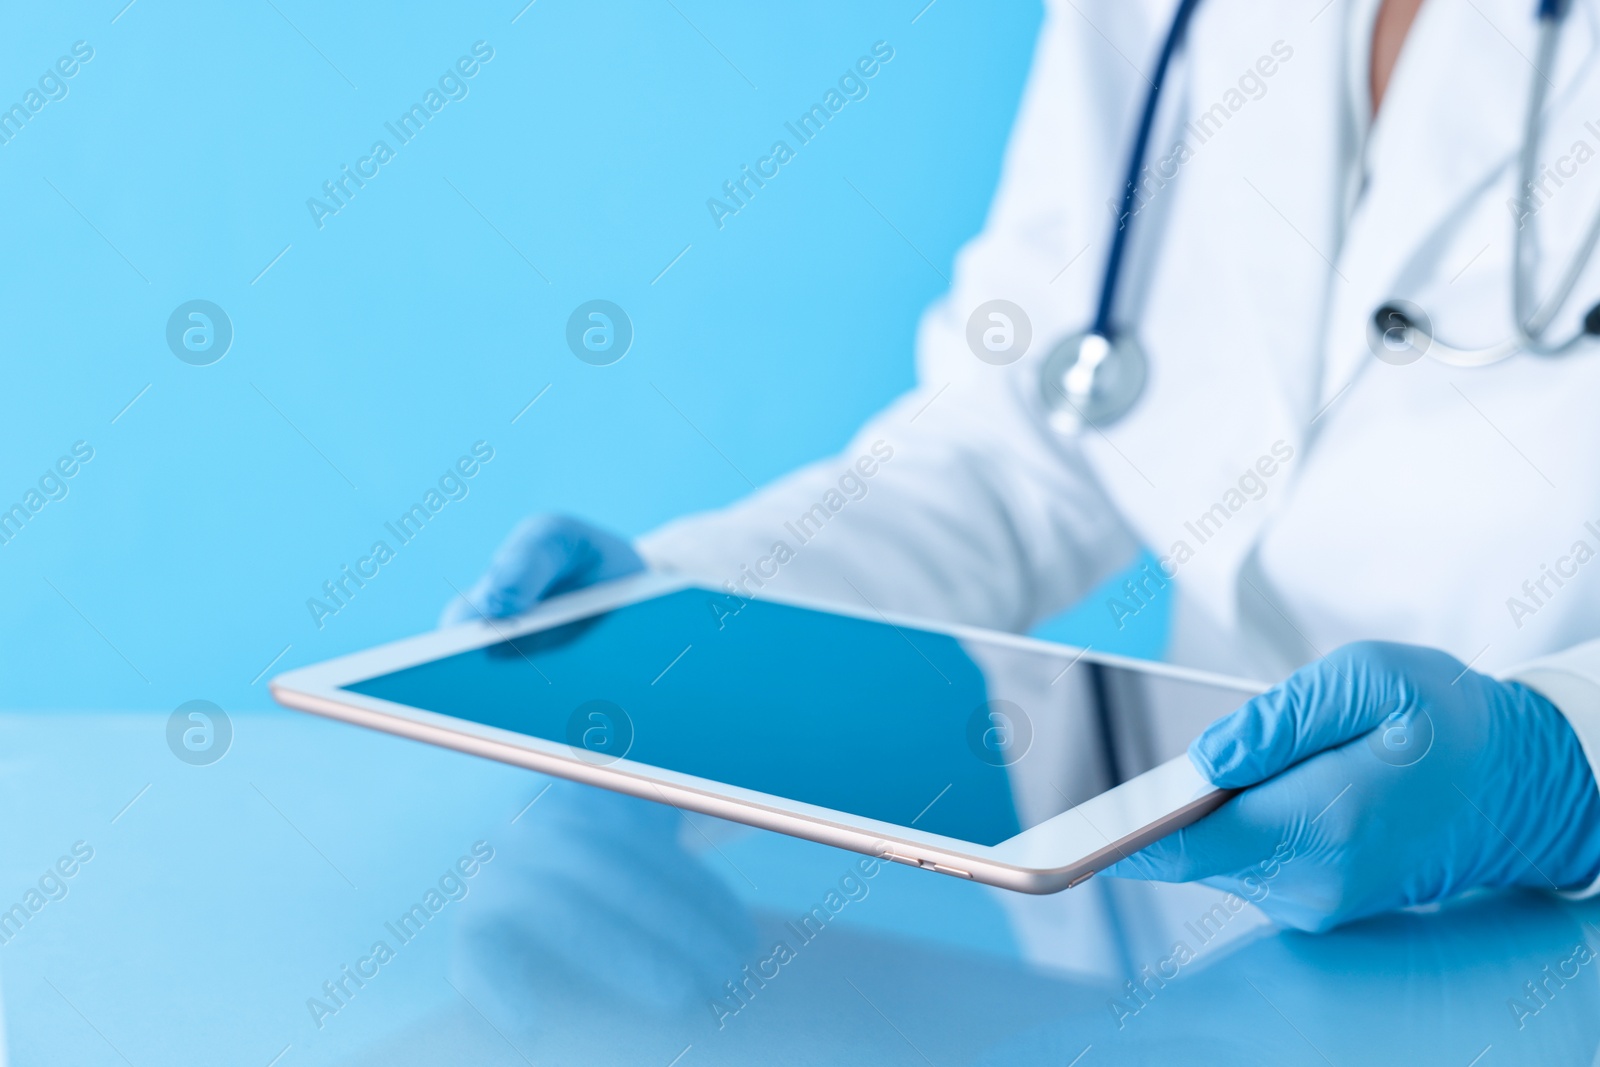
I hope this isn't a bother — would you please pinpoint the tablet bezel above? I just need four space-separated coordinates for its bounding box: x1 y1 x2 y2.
269 573 1259 893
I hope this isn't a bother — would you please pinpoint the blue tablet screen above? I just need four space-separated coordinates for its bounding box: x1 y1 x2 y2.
344 587 1242 846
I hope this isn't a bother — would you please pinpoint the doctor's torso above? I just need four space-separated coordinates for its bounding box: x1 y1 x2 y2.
953 0 1600 678
639 0 1600 687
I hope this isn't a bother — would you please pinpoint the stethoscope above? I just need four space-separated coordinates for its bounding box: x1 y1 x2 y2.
1041 0 1600 431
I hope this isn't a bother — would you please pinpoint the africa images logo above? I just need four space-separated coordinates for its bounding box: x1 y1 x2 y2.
165 300 233 365
166 700 233 766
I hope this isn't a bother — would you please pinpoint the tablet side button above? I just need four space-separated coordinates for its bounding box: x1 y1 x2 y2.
1066 870 1095 889
930 863 972 879
882 852 921 867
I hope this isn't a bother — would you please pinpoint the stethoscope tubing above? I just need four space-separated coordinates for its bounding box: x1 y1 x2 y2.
1049 0 1596 431
1092 0 1206 340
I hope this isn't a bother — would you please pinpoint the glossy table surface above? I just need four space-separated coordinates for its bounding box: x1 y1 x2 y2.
8 710 1598 1067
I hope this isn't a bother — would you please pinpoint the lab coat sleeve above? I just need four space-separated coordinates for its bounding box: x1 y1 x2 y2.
636 1 1160 632
1509 640 1600 899
636 376 1142 634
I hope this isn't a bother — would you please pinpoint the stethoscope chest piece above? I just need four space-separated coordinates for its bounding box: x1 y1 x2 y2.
1040 330 1148 432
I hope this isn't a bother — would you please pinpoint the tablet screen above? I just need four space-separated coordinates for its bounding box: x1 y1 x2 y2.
344 587 1249 847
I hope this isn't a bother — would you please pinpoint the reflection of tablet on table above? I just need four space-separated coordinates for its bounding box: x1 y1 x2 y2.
271 575 1262 893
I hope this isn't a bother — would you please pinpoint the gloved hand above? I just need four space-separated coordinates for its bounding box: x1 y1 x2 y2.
442 514 757 1022
439 514 645 626
1105 641 1600 932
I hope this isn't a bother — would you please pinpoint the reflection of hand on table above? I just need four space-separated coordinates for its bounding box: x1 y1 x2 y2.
976 891 1600 1066
450 778 758 1024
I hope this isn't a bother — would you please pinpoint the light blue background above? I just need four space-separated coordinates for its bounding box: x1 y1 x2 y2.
0 0 1169 713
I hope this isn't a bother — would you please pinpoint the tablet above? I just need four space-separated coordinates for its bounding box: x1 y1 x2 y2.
270 574 1263 893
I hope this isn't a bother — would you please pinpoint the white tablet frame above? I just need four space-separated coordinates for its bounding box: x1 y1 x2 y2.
270 573 1260 893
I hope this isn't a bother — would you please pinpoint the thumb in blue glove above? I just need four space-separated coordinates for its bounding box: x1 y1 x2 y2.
1105 641 1600 931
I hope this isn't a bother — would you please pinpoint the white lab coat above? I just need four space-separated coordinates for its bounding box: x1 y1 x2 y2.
640 0 1600 931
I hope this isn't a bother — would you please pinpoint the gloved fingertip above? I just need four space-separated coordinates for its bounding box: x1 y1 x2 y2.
1189 721 1257 788
1100 854 1176 884
1098 856 1139 881
1189 687 1294 787
482 586 533 620
1099 832 1191 883
1187 735 1225 783
1099 853 1147 877
439 575 519 627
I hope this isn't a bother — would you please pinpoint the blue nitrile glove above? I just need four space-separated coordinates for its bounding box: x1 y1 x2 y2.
1105 642 1600 932
441 514 756 1021
440 514 645 626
